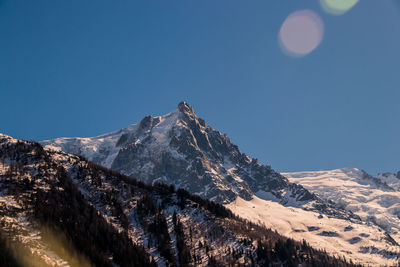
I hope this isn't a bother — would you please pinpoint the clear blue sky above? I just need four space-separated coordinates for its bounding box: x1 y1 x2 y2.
1 0 399 175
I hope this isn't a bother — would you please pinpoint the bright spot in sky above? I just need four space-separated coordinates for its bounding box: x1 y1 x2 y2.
320 0 359 15
279 10 324 57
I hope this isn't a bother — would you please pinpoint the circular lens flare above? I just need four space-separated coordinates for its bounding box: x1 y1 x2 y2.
279 10 324 57
320 0 359 15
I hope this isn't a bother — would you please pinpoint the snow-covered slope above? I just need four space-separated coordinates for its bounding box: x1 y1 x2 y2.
283 168 400 258
378 171 400 191
227 195 400 266
283 168 400 236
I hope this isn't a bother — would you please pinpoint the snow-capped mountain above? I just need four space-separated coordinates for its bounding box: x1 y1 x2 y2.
42 102 301 204
42 102 348 216
0 133 355 267
40 102 400 266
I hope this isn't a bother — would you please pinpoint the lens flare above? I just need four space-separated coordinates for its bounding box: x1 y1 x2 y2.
279 10 324 57
320 0 359 15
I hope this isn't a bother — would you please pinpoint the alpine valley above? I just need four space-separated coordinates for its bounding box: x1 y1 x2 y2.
1 102 399 266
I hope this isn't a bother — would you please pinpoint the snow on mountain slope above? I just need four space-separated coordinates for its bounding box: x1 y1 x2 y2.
227 195 400 267
283 168 400 245
42 122 138 169
378 171 400 191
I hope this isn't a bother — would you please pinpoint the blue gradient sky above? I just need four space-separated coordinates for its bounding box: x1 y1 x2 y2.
1 1 399 174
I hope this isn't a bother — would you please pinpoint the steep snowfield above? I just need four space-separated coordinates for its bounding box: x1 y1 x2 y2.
283 168 400 242
41 110 184 171
227 195 400 266
42 122 139 169
378 172 400 191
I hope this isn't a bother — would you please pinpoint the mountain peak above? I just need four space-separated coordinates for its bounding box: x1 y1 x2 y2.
41 103 343 207
178 101 196 117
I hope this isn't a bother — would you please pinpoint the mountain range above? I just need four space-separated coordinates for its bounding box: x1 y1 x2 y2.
1 102 399 266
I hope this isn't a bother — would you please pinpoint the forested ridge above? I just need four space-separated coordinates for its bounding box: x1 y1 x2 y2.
0 134 361 266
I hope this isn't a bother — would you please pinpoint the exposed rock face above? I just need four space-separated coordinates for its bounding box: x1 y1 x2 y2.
41 102 353 219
